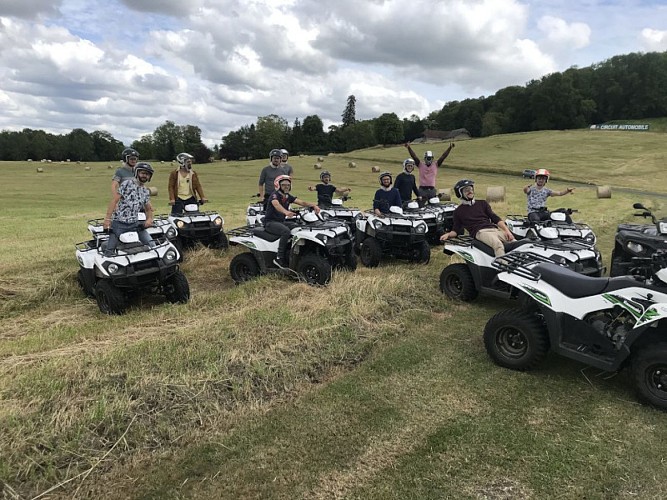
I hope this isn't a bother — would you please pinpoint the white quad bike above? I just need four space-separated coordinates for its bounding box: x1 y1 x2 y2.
439 234 604 302
246 196 266 227
227 209 356 286
402 198 457 245
168 201 228 250
505 209 597 245
355 206 430 268
318 195 363 235
75 230 188 315
483 250 667 412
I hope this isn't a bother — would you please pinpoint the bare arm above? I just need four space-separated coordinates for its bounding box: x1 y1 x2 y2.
523 184 532 194
436 143 455 167
104 191 122 229
271 198 295 217
551 187 575 197
404 142 420 164
294 198 321 214
143 201 154 227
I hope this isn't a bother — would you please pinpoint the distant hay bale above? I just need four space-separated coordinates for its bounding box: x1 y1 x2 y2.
27 159 32 162
597 185 612 198
313 163 322 170
148 186 159 197
317 156 324 162
348 161 357 168
438 188 451 201
486 186 506 202
371 166 380 173
36 167 44 173
84 166 91 171
107 165 113 169
299 154 304 158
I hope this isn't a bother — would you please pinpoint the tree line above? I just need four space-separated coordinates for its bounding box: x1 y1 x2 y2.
1 51 665 162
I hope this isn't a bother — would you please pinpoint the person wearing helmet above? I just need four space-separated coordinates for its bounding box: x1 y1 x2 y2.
258 148 291 209
394 158 420 206
439 179 514 256
280 149 294 175
373 172 402 216
103 162 156 256
307 170 351 207
263 175 320 268
404 141 455 199
168 152 207 215
105 147 140 231
523 168 575 223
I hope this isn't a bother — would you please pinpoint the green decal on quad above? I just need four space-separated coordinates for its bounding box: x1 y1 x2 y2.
521 285 551 307
459 251 474 263
602 293 643 319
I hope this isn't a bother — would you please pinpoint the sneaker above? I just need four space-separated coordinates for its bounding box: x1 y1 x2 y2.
273 257 286 268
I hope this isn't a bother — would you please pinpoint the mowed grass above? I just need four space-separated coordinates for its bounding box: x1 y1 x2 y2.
1 130 667 499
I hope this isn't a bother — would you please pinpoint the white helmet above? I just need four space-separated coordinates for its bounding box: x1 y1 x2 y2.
176 152 194 169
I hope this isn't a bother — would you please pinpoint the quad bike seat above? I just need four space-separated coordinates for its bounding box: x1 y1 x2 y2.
533 263 648 298
472 238 534 257
251 228 282 242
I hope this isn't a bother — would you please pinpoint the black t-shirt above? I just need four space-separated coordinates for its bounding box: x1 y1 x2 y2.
315 184 337 205
264 191 297 223
394 173 419 202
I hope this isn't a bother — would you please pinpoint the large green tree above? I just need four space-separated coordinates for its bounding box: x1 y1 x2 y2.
373 113 403 145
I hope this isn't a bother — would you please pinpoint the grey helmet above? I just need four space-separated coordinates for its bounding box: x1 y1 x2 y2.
121 147 139 163
269 148 282 160
378 171 393 185
402 158 415 173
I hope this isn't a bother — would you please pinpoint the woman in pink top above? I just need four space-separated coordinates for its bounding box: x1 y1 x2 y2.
405 142 455 199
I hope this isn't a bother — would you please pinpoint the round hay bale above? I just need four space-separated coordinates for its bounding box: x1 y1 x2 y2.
313 163 322 169
486 186 506 202
438 188 451 201
148 186 159 197
371 166 380 173
596 185 612 198
317 156 324 162
107 165 113 169
299 154 304 158
348 161 357 168
36 167 44 173
84 166 91 171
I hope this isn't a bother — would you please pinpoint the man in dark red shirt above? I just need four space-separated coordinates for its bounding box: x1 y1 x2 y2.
439 179 514 256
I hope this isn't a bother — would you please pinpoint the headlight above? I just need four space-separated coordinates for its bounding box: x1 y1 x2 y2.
321 212 331 220
354 213 363 221
659 222 667 234
166 228 177 238
415 223 427 234
373 219 385 229
627 242 644 254
583 233 596 245
104 262 125 275
214 217 223 226
437 213 444 221
164 250 177 262
77 256 84 266
249 208 257 216
176 220 185 229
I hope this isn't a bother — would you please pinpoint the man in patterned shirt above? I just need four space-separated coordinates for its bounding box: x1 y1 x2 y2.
103 162 155 256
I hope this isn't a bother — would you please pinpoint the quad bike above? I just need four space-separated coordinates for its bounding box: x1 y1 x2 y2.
355 206 430 268
483 250 667 412
403 198 457 245
318 195 363 235
246 194 266 227
168 200 228 250
505 208 597 245
439 235 604 302
610 202 667 277
75 230 188 315
227 209 356 286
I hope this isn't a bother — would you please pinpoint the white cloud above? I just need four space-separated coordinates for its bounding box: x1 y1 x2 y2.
0 0 62 19
538 15 591 49
641 28 667 51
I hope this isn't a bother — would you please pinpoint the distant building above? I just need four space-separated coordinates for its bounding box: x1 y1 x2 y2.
416 128 471 142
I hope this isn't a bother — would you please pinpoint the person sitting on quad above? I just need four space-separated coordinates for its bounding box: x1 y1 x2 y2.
103 162 156 256
105 148 139 219
523 168 574 223
264 175 321 268
258 149 290 210
404 141 455 200
373 172 402 216
394 158 420 206
168 152 207 215
280 148 294 176
308 170 351 207
439 179 515 256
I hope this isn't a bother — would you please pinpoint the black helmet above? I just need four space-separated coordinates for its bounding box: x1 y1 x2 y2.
378 171 392 185
134 162 154 181
269 148 282 160
320 170 331 181
454 179 474 199
121 147 139 163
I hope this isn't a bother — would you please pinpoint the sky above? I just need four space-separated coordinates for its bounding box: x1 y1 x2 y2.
0 0 666 148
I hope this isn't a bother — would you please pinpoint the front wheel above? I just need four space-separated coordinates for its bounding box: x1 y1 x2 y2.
95 280 127 315
211 231 229 250
414 241 431 264
483 308 549 370
631 342 667 411
77 268 96 298
163 270 190 304
439 263 478 301
229 253 261 283
296 253 332 285
359 238 382 268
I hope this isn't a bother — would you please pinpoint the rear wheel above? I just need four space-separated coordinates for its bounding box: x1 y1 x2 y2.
439 263 478 301
414 241 431 264
163 270 190 304
342 251 357 271
95 280 127 315
483 308 549 370
296 253 332 285
211 231 229 250
229 253 261 283
359 238 382 268
631 342 667 411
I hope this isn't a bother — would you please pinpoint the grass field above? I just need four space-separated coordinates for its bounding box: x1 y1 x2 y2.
2 129 667 499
